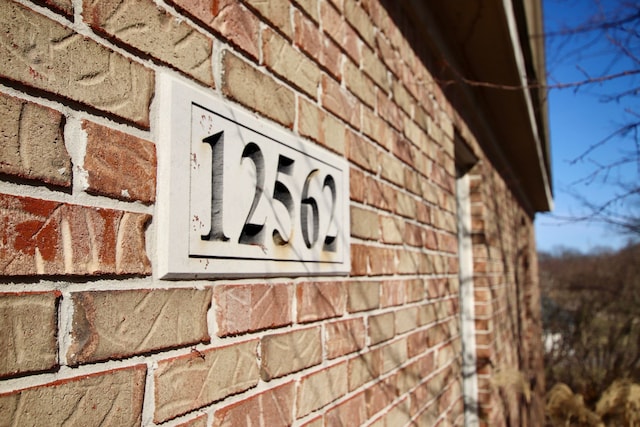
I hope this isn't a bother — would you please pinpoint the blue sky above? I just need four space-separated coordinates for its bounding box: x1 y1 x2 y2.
535 0 639 252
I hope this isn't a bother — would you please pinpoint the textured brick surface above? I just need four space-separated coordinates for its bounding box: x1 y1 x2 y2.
0 366 146 426
297 362 348 417
68 289 211 365
261 327 322 380
34 0 73 16
321 75 361 129
155 340 260 423
262 28 320 99
246 0 292 37
83 0 213 85
213 382 295 426
221 51 295 128
368 312 394 345
0 93 70 187
298 98 346 154
0 194 151 276
169 0 260 60
215 283 292 336
325 393 367 426
83 121 157 204
348 351 381 391
347 281 380 312
0 292 59 378
326 317 366 359
296 281 346 322
0 1 154 128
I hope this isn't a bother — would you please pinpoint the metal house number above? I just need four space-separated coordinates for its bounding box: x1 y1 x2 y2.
157 76 350 278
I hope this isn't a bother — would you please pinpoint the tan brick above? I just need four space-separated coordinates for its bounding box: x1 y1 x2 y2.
321 75 361 129
348 350 381 390
326 317 366 359
0 93 70 187
298 98 346 155
380 338 407 374
294 0 319 21
362 46 389 93
366 246 396 276
0 365 145 426
169 0 260 60
0 194 151 276
297 281 346 322
263 28 320 99
395 306 419 335
82 120 156 204
221 51 295 128
350 167 366 203
344 58 376 108
325 392 367 426
0 292 59 378
245 0 292 37
213 382 295 426
347 280 379 312
369 312 394 345
365 175 396 212
154 340 259 423
379 215 403 245
376 91 402 131
68 288 211 365
0 1 153 128
344 0 375 47
215 283 292 337
34 0 73 16
83 0 213 85
370 398 412 427
301 415 324 427
346 129 378 173
350 206 380 241
375 32 401 77
297 362 348 417
261 327 322 380
379 152 404 187
395 191 417 219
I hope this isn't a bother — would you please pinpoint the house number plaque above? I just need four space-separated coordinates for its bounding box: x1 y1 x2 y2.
156 75 350 278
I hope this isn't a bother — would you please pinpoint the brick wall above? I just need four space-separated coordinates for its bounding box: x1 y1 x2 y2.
0 0 543 426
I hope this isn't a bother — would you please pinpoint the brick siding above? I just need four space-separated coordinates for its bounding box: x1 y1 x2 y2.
0 0 543 426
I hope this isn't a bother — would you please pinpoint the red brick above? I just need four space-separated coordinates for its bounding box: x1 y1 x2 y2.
321 74 361 129
294 10 342 80
154 340 260 423
350 167 366 203
380 280 405 308
0 291 59 378
320 0 360 63
367 246 395 276
215 283 292 336
377 91 403 131
68 289 211 365
221 51 295 128
0 194 151 276
365 380 397 418
177 413 209 427
350 243 368 276
261 327 322 380
325 392 367 426
297 281 346 322
83 121 156 204
0 93 70 188
0 365 146 426
213 382 295 426
0 1 153 128
169 0 260 61
326 317 366 359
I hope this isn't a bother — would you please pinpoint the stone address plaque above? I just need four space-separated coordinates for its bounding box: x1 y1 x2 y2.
157 75 350 278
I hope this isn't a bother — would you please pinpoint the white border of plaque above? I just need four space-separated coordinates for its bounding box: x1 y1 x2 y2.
156 75 351 278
